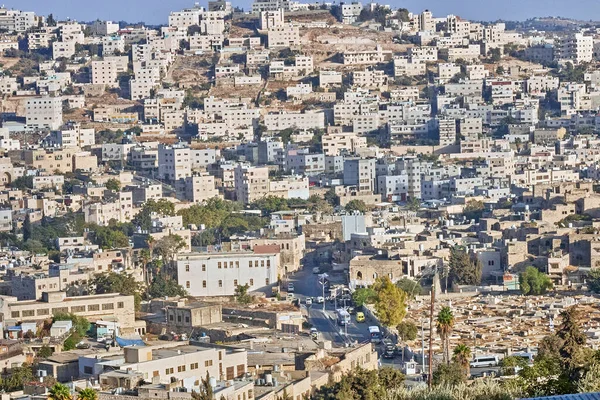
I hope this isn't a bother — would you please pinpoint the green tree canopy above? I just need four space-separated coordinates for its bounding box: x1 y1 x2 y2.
345 200 368 214
397 320 418 341
352 287 378 307
147 274 187 298
91 272 143 310
105 178 121 192
432 362 467 386
448 247 482 286
372 277 407 327
519 266 553 296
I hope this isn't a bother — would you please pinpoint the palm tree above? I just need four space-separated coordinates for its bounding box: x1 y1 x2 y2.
436 306 455 365
452 343 472 377
77 388 98 400
48 383 72 400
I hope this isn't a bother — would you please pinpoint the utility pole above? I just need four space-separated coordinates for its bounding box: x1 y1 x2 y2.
428 278 435 389
421 318 425 375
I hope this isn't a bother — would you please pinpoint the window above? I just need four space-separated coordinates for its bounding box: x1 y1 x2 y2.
249 279 254 286
236 364 245 377
249 261 252 268
205 360 213 367
219 280 223 287
261 260 264 267
37 308 49 316
71 306 85 313
203 280 207 288
219 351 222 361
102 303 115 310
234 280 238 287
186 281 190 288
218 262 222 269
53 307 68 314
185 265 190 272
267 260 271 267
165 367 174 375
190 363 199 370
236 261 239 268
178 365 186 372
88 304 99 311
11 311 19 318
202 264 206 271
255 261 258 267
84 366 93 374
117 302 124 309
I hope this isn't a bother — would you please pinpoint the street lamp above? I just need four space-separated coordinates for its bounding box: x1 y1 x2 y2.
318 273 328 312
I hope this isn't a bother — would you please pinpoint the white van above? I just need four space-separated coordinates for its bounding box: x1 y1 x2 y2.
470 355 499 368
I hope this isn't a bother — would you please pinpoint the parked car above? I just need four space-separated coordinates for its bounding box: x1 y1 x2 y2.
76 341 91 349
316 296 324 304
305 297 313 306
287 283 295 293
312 267 320 274
310 328 319 340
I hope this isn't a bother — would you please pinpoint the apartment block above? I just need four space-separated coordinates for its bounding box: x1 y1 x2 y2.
267 24 300 48
264 111 325 131
234 164 269 204
52 41 76 59
177 247 280 296
83 191 134 225
92 60 119 87
26 96 63 130
158 143 192 181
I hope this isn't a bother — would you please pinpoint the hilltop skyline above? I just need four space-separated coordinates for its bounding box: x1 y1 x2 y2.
5 0 600 25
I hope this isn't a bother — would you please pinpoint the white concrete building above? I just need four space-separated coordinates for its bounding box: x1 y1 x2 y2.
177 248 280 296
26 97 63 130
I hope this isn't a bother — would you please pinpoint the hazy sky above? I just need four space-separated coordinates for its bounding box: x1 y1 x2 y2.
5 0 600 25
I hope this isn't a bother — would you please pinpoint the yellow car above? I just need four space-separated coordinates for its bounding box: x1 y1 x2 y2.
356 312 365 323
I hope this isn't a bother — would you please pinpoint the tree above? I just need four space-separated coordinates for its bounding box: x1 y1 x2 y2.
452 344 472 377
519 266 553 295
23 213 32 242
53 312 90 337
105 178 121 192
397 320 418 341
47 14 57 26
154 234 185 275
48 383 72 400
448 247 482 286
38 345 53 359
323 188 338 206
345 200 368 214
77 389 97 400
251 196 290 214
396 277 423 298
147 274 187 299
192 372 214 400
436 306 455 365
556 306 587 374
372 277 407 327
432 362 466 386
312 367 404 399
578 362 600 393
500 355 529 376
488 47 502 62
3 364 34 392
587 269 600 293
89 224 130 249
234 284 252 304
463 199 485 221
352 287 378 307
92 272 143 310
406 197 420 212
10 175 33 190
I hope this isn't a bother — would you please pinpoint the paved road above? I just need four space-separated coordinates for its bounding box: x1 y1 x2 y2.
288 268 373 347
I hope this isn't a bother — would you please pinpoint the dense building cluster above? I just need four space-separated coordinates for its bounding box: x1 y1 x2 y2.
1 0 600 399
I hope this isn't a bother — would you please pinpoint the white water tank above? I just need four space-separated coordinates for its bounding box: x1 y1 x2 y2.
265 374 273 385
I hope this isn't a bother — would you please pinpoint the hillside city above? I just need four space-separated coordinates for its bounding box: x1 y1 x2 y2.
0 1 600 399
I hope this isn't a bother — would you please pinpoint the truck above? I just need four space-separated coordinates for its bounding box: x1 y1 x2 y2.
336 309 351 326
